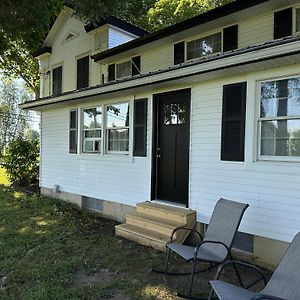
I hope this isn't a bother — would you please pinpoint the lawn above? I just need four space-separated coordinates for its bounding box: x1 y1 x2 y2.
0 169 270 299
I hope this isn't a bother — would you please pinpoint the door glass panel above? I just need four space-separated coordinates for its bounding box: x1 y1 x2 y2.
163 102 186 125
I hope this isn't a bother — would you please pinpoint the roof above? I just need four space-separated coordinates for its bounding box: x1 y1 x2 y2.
84 16 148 37
92 0 269 62
33 46 52 58
33 7 148 58
22 35 300 110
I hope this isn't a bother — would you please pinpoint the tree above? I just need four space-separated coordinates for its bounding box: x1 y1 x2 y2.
148 0 234 30
0 77 31 153
0 0 235 97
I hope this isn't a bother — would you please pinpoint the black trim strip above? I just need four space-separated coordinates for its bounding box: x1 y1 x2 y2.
92 0 269 61
33 46 52 58
23 48 300 110
85 16 148 36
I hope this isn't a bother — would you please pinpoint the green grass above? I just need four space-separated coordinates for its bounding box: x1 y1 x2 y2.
0 184 190 300
0 167 10 186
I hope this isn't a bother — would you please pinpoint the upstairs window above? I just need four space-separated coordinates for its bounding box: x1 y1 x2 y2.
116 61 131 79
106 102 130 153
82 107 102 153
108 56 141 81
52 66 62 96
187 32 221 60
77 56 89 89
259 76 300 159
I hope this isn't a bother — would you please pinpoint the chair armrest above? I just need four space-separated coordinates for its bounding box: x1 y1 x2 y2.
215 260 267 287
195 240 231 261
251 295 287 300
170 226 203 242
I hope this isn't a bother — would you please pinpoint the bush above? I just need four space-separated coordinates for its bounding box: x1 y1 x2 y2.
2 138 39 187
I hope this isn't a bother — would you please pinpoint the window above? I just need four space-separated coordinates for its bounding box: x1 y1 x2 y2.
109 57 141 81
77 56 89 89
274 7 292 39
116 61 131 79
52 66 62 96
187 32 221 60
82 107 102 153
106 102 130 153
259 76 300 158
69 110 78 154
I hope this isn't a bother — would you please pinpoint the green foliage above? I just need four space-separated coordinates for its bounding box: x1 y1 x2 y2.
148 0 234 30
0 77 31 152
2 138 39 187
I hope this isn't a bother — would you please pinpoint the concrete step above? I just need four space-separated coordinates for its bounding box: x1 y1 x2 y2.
126 212 184 237
136 202 196 224
115 223 169 251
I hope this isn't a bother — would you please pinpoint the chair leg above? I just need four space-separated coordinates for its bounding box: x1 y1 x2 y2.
188 259 197 296
232 261 244 288
164 247 171 273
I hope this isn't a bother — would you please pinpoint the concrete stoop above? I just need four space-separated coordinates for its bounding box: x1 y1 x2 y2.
115 202 196 251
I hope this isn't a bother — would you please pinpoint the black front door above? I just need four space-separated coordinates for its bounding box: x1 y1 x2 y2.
152 89 190 206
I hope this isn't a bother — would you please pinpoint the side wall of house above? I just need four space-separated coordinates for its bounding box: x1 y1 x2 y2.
40 63 300 245
40 93 152 208
189 64 300 244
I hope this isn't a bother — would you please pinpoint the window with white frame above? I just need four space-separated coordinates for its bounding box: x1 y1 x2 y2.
258 76 300 158
106 102 130 153
116 61 131 79
82 107 102 153
186 32 221 60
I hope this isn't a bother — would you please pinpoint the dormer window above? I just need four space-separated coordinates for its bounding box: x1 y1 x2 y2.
77 56 89 89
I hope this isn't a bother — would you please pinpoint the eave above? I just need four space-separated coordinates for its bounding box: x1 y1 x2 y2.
92 0 269 62
21 36 300 111
33 46 52 58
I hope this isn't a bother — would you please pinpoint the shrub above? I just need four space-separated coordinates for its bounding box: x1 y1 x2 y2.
2 138 39 187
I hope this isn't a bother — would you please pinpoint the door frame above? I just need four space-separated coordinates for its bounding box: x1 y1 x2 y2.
151 88 191 208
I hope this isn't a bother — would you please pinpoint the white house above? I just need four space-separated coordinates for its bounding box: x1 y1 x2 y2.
22 0 300 268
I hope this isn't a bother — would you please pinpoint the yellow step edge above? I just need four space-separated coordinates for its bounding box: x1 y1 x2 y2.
137 202 196 216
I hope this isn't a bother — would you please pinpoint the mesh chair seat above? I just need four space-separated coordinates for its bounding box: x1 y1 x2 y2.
210 232 300 300
210 280 256 300
168 243 226 263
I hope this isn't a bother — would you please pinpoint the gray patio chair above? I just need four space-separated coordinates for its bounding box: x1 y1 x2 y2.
210 231 300 300
152 198 249 299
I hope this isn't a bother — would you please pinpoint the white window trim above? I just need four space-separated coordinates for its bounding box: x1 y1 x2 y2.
81 106 103 154
293 6 300 34
185 30 224 62
257 74 300 162
78 101 132 156
105 101 130 154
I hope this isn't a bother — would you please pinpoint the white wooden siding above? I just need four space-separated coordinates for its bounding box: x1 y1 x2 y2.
108 26 137 49
40 93 152 206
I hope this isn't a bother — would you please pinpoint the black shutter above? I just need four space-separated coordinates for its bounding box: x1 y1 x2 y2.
108 64 116 81
69 110 78 154
52 66 62 96
221 82 246 161
77 56 89 89
133 98 148 157
223 25 238 52
274 7 292 39
174 41 185 65
132 56 141 76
